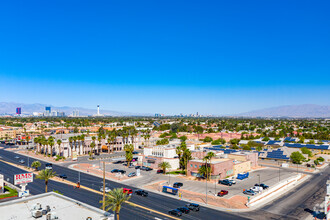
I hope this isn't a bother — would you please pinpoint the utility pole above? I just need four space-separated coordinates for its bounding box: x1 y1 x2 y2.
102 161 105 211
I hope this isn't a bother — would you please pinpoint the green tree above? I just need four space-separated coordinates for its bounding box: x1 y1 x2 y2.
36 169 57 192
179 135 187 142
31 160 41 171
301 147 312 157
57 139 62 157
230 139 240 145
101 188 131 220
203 136 213 142
158 161 171 174
290 151 305 164
182 148 192 176
262 137 270 141
124 144 134 166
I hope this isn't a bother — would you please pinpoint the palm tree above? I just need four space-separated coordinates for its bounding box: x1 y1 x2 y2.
158 162 171 174
198 164 211 179
101 188 131 220
34 137 40 152
69 136 73 157
202 152 215 181
48 136 55 157
124 144 134 166
31 160 41 171
79 134 85 155
57 139 62 156
90 141 96 158
36 169 56 192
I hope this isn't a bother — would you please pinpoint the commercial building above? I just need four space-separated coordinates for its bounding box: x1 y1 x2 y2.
0 192 114 220
16 107 21 115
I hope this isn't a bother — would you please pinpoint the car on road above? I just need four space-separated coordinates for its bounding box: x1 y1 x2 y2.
14 156 20 159
123 188 133 195
118 170 126 174
128 172 136 177
168 209 182 217
132 151 139 154
255 183 269 189
157 169 164 174
243 189 256 196
135 189 148 197
219 179 233 186
217 190 228 197
59 174 67 179
100 187 111 193
45 163 53 170
113 161 122 164
173 182 183 188
177 207 190 214
135 166 141 169
185 203 200 211
111 169 120 173
19 159 25 164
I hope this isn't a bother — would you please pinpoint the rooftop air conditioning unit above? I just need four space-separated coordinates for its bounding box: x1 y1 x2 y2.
32 210 42 218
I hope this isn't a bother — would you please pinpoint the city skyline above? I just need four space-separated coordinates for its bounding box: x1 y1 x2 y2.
1 1 329 115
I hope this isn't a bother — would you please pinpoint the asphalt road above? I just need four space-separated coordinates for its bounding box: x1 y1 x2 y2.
0 146 246 220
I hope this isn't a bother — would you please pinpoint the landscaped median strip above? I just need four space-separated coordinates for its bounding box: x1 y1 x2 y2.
0 159 180 220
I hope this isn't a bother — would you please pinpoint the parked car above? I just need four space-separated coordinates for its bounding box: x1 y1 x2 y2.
135 189 148 197
168 209 182 217
45 163 53 170
128 172 136 177
243 189 256 196
157 169 164 174
173 182 183 188
129 165 135 168
123 188 133 195
118 170 126 174
94 152 100 156
250 186 263 193
219 179 233 186
185 203 200 211
135 166 141 169
140 166 147 170
123 163 128 166
145 167 153 171
255 183 269 189
228 179 236 184
177 207 190 214
100 187 111 193
217 190 228 197
132 151 139 154
59 174 67 179
19 159 25 164
113 161 122 164
111 169 120 173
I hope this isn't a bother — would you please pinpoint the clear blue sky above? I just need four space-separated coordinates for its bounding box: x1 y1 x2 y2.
0 0 329 115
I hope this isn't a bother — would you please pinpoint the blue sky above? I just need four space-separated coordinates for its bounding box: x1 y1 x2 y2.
0 0 329 115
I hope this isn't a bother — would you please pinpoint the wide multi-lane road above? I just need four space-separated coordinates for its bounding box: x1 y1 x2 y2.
0 147 245 220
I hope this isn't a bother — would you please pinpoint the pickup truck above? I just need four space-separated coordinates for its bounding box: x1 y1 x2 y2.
219 179 233 186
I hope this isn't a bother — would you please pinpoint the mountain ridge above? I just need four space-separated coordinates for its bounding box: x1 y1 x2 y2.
236 104 330 118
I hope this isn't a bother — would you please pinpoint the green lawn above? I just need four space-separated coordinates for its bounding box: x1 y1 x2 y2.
0 186 18 199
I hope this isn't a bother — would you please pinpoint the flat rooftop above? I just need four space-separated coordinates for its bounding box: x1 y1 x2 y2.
0 192 113 220
190 158 229 164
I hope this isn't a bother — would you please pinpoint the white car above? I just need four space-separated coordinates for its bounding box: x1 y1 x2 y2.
250 186 263 193
100 187 111 193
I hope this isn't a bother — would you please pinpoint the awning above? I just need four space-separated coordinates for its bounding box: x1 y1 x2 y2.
102 145 108 150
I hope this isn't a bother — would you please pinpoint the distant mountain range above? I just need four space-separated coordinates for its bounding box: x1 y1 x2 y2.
236 104 330 118
0 102 149 116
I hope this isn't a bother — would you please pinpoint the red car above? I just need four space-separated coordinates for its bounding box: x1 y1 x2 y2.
123 188 133 195
217 190 228 197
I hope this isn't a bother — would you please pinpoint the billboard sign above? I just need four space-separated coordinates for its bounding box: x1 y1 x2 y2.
14 173 33 185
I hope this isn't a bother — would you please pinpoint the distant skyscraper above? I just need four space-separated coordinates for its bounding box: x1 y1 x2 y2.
45 106 51 113
16 107 21 115
97 105 100 115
